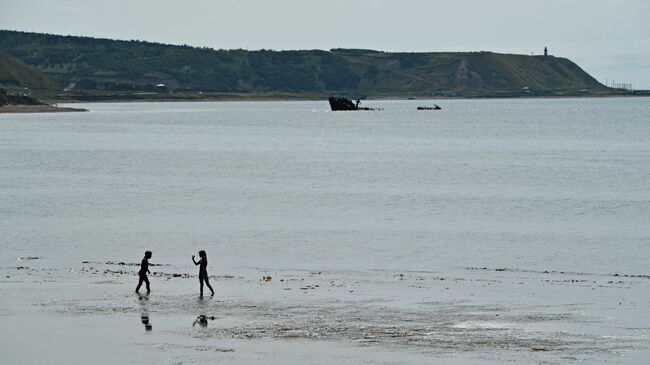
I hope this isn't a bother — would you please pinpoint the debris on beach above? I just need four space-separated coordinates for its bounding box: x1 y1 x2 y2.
262 275 272 282
194 346 234 353
81 260 165 267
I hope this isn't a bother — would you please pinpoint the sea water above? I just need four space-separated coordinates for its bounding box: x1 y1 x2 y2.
1 98 649 364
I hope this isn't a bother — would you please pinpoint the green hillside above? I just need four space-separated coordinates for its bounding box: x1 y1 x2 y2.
0 50 55 93
0 29 621 98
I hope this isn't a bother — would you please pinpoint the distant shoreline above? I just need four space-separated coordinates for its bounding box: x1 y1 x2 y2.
4 93 649 111
0 104 88 113
45 92 650 105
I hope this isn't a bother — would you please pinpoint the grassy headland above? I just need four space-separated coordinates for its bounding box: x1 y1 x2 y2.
0 29 646 101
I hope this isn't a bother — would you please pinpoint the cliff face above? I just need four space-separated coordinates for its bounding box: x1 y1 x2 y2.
0 30 610 97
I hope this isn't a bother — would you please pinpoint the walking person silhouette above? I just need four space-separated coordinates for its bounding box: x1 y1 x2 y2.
135 251 152 294
192 250 214 297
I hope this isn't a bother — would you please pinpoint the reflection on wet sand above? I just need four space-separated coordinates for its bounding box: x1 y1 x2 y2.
139 294 152 331
193 315 216 328
141 312 152 331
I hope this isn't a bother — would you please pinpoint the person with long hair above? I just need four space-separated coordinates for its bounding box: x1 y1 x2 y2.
192 250 214 297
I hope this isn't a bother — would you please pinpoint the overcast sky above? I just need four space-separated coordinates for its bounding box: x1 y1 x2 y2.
2 0 649 88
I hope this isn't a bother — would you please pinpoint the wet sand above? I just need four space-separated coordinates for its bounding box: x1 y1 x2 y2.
0 104 88 113
1 259 648 365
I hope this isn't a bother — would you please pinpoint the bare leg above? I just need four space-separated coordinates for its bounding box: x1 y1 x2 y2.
136 276 144 293
204 277 214 296
199 277 204 297
144 276 150 293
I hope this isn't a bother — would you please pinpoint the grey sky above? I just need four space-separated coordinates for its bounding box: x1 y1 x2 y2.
2 0 649 88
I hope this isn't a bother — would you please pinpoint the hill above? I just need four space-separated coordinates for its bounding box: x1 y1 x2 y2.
0 49 55 93
0 29 628 98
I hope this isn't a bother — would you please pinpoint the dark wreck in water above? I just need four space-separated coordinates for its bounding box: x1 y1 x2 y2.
417 105 442 110
328 96 376 111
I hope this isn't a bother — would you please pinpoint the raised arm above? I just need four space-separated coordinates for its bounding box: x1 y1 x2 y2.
192 256 200 265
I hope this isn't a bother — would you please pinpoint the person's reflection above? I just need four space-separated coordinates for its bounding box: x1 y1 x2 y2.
139 294 152 331
193 315 215 328
141 312 152 331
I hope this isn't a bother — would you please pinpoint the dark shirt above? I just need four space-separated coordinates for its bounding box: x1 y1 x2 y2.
139 257 149 275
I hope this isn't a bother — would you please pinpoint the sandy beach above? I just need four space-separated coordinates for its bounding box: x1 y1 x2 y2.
2 259 649 365
0 104 88 113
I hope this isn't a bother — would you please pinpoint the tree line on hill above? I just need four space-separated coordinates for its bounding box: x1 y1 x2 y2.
0 29 616 97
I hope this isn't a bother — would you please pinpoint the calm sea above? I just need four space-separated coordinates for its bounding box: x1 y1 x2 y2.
2 98 649 274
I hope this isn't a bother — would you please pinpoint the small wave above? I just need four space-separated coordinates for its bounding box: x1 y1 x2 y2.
452 321 512 330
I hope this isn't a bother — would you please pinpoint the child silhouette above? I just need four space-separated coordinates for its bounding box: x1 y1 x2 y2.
135 251 152 294
192 250 214 297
